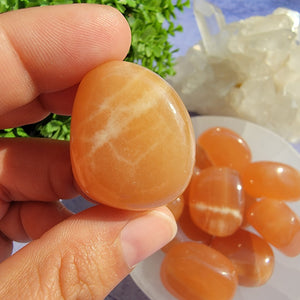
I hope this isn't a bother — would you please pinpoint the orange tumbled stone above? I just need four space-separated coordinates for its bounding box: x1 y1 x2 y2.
197 127 252 173
247 198 300 257
161 236 182 253
211 229 274 286
195 142 212 170
70 61 195 210
160 242 238 300
241 193 257 228
167 195 185 221
241 161 300 201
189 167 245 236
178 198 212 243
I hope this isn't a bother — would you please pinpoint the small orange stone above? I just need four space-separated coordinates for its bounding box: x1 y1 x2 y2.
241 193 258 228
178 198 212 244
197 127 252 173
160 242 238 300
70 61 195 210
211 229 274 286
247 198 300 257
195 142 212 171
167 195 185 220
241 161 300 201
189 167 245 236
161 236 182 253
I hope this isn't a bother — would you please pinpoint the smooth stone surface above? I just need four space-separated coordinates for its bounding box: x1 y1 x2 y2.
197 126 252 173
167 195 185 221
189 166 245 236
241 161 300 200
160 242 238 300
211 229 274 287
178 193 212 243
70 61 195 210
247 198 300 257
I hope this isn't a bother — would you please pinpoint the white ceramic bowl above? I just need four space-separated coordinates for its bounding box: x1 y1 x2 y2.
131 115 300 300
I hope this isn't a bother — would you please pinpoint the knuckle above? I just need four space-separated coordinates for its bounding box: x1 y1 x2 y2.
57 245 104 300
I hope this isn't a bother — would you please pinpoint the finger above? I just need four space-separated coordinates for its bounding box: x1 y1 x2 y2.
0 205 177 299
0 138 77 202
39 85 79 116
0 4 131 122
0 86 77 129
0 100 49 129
0 201 73 243
0 232 12 262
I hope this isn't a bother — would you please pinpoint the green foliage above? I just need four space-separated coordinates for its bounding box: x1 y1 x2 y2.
36 114 71 140
123 0 189 77
0 127 29 137
0 0 189 139
0 114 71 139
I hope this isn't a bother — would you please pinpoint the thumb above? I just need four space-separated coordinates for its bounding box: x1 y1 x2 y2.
0 205 176 299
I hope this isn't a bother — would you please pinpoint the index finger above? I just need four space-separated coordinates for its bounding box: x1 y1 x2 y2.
0 4 131 117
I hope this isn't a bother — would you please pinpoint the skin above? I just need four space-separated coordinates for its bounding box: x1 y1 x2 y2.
0 5 177 299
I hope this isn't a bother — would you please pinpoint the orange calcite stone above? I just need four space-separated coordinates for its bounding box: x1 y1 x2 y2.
167 195 185 220
178 198 212 243
195 142 212 171
247 198 300 257
189 167 245 236
211 229 274 286
160 242 238 300
241 161 300 201
198 127 252 173
161 236 182 253
70 61 195 210
241 193 258 228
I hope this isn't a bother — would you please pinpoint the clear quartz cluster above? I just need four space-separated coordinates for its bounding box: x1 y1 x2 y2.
168 0 300 143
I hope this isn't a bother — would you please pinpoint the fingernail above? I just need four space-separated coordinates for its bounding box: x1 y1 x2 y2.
120 207 177 268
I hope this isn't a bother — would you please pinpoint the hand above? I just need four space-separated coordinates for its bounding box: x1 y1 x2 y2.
0 5 177 299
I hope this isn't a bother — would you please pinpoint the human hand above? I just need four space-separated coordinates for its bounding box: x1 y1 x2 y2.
0 5 177 299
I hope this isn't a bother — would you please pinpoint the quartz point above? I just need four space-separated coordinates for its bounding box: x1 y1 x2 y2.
168 0 300 142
